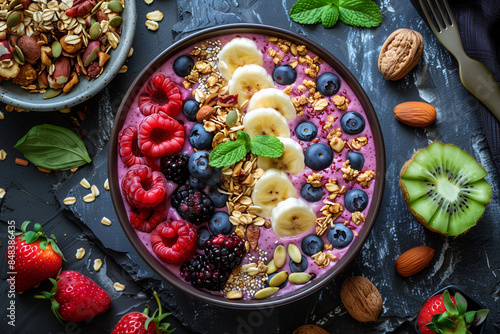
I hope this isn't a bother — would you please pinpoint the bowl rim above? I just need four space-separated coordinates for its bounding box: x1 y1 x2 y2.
108 23 386 309
0 0 137 111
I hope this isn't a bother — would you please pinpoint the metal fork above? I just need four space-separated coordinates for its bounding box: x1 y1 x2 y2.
418 0 500 122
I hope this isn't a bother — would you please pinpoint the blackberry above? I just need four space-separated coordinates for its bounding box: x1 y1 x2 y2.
171 184 215 225
160 154 190 184
180 254 230 291
204 234 245 271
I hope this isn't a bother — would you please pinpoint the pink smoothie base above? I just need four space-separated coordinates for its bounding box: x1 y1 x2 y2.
109 24 384 307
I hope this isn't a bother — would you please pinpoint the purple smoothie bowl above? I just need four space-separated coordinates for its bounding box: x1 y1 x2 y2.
108 23 386 308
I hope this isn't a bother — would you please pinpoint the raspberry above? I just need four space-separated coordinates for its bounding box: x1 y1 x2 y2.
171 184 215 225
139 74 183 117
138 112 185 157
160 154 190 184
87 61 101 78
129 203 166 233
151 221 197 265
204 234 245 271
118 126 149 167
121 165 167 209
180 254 230 291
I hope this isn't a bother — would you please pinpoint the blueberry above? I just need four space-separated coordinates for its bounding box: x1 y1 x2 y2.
301 183 323 202
182 99 199 122
189 123 214 150
346 151 365 171
173 55 194 77
328 223 353 248
301 234 324 256
304 143 333 171
188 151 214 180
295 121 317 141
188 175 206 190
272 65 297 85
205 167 221 186
265 272 288 289
208 211 233 235
209 186 228 208
197 227 211 250
289 256 308 273
344 189 369 212
341 112 365 135
316 72 341 96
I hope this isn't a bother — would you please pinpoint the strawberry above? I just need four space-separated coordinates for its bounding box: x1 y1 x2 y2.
8 221 64 293
36 270 111 324
417 290 489 334
111 292 174 334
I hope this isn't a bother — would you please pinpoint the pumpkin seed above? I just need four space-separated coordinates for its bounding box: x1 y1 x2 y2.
268 271 288 287
226 109 237 127
13 52 24 65
14 45 25 63
273 245 286 268
6 11 21 28
8 0 21 11
109 16 122 27
288 243 302 263
107 0 123 13
91 0 104 14
51 41 62 58
266 259 277 274
89 22 101 40
43 88 62 99
254 287 279 299
288 272 311 284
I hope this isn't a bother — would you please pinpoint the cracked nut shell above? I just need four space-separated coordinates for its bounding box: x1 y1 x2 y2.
341 276 382 322
378 28 424 80
293 324 329 334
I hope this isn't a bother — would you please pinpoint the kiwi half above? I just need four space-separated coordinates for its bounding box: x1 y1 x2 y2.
400 142 491 236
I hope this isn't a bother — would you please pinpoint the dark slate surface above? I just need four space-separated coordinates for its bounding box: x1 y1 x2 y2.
1 0 500 333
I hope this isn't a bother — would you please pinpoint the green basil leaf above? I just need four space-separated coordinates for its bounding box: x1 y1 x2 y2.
14 124 91 170
338 0 382 27
321 5 340 28
290 0 334 25
250 135 284 158
209 138 248 168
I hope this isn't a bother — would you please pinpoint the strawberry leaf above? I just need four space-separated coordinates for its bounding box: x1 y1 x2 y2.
455 292 467 316
473 309 489 326
443 290 458 315
436 314 456 329
426 323 442 334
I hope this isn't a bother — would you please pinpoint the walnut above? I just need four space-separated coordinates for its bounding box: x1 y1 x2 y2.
378 28 424 81
342 161 359 181
12 63 37 86
357 170 375 188
351 211 365 225
307 173 323 187
329 136 345 153
332 95 349 110
341 276 383 322
352 137 368 150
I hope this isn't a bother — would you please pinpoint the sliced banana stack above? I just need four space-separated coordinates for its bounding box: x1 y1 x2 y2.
251 169 298 218
228 64 274 108
242 108 290 138
271 197 317 237
218 37 264 80
248 88 297 121
258 137 305 175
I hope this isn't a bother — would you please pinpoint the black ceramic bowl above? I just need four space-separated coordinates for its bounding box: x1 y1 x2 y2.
415 285 487 334
108 23 386 308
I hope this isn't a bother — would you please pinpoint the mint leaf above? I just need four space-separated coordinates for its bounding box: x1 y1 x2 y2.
209 139 248 168
321 4 339 28
338 0 382 27
250 135 284 158
236 130 252 151
290 0 333 25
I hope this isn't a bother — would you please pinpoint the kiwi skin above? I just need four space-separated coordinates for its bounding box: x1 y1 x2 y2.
399 143 489 236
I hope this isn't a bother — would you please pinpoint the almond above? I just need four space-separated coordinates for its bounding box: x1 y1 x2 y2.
395 245 434 277
341 276 382 322
17 35 41 62
196 105 214 123
246 223 259 250
394 101 436 127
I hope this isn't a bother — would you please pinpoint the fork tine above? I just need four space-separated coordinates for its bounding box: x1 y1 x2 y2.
426 0 444 31
434 0 450 27
418 0 439 33
441 0 457 27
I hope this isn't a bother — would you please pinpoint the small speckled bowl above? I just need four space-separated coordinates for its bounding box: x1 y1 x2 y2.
415 285 488 334
109 23 386 308
0 1 136 111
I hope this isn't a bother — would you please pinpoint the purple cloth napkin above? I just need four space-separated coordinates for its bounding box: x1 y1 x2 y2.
410 0 500 170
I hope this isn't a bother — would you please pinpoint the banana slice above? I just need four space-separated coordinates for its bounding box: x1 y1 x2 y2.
218 37 264 80
271 197 317 237
228 64 274 107
242 108 290 138
248 88 297 121
258 137 305 175
251 169 298 218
